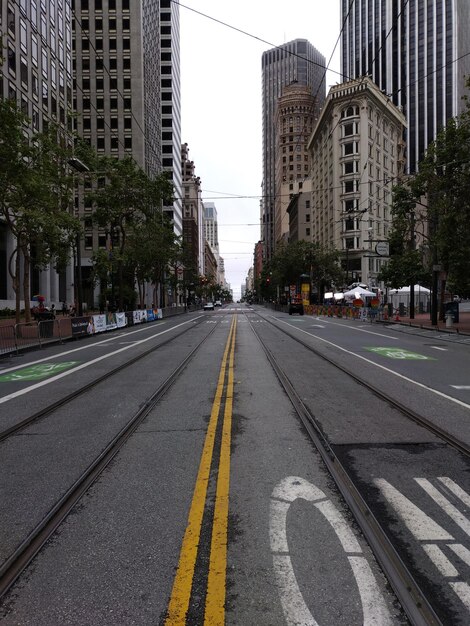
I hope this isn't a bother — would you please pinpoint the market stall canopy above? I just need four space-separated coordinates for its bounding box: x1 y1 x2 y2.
343 287 376 300
392 285 431 293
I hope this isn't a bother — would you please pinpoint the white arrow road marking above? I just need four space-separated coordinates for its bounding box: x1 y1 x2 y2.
451 386 470 390
422 544 459 577
376 477 470 612
415 478 470 537
449 583 470 612
438 477 470 507
270 477 393 625
449 543 470 567
373 479 454 541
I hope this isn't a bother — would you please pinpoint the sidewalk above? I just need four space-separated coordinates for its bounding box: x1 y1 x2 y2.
388 310 470 335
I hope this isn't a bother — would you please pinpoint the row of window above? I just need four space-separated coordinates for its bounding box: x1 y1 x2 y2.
73 16 130 32
77 36 131 52
76 56 131 72
80 0 130 12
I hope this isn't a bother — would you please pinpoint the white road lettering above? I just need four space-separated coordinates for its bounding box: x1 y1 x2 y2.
270 477 393 625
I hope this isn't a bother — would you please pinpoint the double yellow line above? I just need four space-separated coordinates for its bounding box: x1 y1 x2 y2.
165 316 237 625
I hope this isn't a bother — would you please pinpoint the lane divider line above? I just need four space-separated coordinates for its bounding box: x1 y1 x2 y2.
205 316 237 624
165 317 236 625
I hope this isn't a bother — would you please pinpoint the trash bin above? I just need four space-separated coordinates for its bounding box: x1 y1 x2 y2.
444 301 459 324
37 312 55 338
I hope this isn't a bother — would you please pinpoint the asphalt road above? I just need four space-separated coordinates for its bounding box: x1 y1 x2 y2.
0 305 468 625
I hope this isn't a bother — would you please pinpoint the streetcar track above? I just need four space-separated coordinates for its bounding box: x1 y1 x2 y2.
245 310 443 626
0 316 207 443
0 318 221 601
259 311 470 458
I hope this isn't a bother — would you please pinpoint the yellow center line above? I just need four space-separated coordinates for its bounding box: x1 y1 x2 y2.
204 316 237 625
165 317 236 625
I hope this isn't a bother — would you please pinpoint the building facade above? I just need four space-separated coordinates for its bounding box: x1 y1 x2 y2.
341 0 470 172
261 39 326 262
308 77 406 289
181 143 204 279
72 0 181 308
275 83 317 246
160 0 182 235
1 0 74 308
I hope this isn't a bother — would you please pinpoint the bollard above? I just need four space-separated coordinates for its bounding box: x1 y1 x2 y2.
445 313 453 328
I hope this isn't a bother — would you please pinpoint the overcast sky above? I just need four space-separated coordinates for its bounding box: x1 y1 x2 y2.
180 1 341 299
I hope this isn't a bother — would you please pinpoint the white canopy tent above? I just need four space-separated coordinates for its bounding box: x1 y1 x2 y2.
389 285 430 309
343 287 376 301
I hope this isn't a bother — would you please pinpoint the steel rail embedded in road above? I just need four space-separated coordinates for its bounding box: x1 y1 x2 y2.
0 316 207 443
262 312 470 459
245 311 442 626
0 320 220 601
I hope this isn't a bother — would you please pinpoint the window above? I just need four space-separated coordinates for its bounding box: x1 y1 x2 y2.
8 47 17 74
20 59 28 86
97 136 105 150
306 228 310 237
85 235 93 249
343 123 354 137
111 137 119 150
110 117 118 129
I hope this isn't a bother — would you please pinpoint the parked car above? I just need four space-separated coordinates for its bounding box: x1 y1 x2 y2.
214 300 222 307
203 302 215 310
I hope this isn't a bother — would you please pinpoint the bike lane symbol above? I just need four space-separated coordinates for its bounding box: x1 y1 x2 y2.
270 476 394 626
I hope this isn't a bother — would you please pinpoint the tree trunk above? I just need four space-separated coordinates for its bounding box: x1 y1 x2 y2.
22 244 32 323
14 248 21 324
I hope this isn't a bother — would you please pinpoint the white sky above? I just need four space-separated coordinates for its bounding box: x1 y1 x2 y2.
180 1 341 299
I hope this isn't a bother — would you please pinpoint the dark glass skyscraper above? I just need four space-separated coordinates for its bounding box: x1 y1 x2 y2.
341 0 470 172
261 39 326 261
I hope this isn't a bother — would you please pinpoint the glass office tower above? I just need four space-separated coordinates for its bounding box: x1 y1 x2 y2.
341 0 470 172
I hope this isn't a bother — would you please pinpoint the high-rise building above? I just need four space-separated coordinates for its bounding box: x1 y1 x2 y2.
308 77 406 289
275 82 317 246
0 0 74 307
261 39 326 262
341 0 470 172
160 0 182 235
73 0 181 307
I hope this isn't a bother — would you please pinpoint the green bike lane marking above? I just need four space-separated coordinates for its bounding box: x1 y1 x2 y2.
0 362 79 382
366 348 436 360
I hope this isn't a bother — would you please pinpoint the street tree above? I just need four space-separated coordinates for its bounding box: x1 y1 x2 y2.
0 100 80 322
87 156 173 310
270 240 343 302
